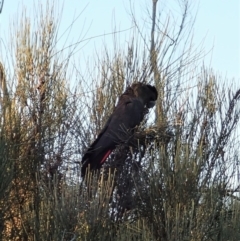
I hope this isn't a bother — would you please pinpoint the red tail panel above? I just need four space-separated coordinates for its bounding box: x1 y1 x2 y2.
100 150 112 164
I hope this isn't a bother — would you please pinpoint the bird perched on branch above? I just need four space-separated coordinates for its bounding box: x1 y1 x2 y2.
81 82 158 177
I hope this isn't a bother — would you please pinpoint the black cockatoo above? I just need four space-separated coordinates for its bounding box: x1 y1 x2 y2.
81 82 158 177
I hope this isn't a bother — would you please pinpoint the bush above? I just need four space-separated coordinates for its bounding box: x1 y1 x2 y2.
0 1 240 240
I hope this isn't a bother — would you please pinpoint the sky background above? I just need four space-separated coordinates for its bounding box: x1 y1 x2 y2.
0 1 239 186
0 0 239 80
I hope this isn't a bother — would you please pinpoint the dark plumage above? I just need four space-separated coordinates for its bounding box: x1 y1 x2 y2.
81 82 158 177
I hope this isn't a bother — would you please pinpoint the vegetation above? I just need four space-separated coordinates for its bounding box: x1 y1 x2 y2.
0 1 239 240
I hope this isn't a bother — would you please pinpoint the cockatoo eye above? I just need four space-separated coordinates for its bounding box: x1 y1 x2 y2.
147 100 156 108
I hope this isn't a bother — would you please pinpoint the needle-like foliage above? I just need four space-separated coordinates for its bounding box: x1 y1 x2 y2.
0 1 240 241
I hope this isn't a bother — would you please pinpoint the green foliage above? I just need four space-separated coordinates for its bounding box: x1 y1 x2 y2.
0 1 240 241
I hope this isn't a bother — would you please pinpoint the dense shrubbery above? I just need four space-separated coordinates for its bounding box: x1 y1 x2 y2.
0 1 240 240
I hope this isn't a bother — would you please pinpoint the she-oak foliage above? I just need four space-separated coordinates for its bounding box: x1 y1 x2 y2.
0 1 239 241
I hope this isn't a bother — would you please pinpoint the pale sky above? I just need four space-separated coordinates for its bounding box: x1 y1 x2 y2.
0 1 239 187
0 0 239 80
